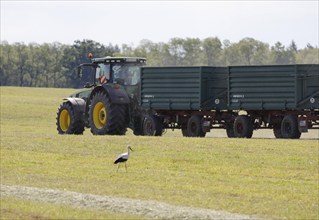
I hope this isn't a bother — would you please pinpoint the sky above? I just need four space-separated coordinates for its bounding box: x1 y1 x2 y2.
1 1 318 48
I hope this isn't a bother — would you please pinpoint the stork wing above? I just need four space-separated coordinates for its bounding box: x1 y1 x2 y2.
114 152 129 164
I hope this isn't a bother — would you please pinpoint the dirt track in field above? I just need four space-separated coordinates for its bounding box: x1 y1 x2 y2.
1 184 263 219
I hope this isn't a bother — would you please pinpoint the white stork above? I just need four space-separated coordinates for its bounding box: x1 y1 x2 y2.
114 145 133 172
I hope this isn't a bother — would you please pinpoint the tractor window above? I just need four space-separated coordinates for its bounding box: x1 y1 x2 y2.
96 64 110 84
112 64 140 86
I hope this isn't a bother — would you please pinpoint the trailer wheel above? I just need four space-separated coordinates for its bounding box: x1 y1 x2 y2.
56 102 84 135
281 115 301 139
187 115 206 137
89 91 127 135
181 127 189 137
132 114 145 136
143 115 163 136
225 123 235 138
273 124 283 138
233 115 253 138
180 122 189 137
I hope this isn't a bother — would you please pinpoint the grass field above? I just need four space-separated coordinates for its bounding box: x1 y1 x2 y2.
1 86 319 219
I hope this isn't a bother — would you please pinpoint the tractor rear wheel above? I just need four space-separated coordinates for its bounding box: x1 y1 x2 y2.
56 102 84 134
89 91 127 135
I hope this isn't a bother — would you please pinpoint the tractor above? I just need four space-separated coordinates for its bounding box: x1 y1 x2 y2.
56 56 147 135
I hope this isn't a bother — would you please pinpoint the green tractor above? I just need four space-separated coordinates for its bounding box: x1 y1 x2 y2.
56 56 146 135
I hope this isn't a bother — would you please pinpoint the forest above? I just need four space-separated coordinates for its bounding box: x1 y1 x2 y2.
1 37 318 88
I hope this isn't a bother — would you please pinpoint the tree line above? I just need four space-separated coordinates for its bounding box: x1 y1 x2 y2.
1 38 318 88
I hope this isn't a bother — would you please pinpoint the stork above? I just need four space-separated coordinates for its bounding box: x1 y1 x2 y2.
114 145 133 172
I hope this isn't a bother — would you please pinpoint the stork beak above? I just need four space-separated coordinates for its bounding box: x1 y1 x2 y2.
129 146 133 151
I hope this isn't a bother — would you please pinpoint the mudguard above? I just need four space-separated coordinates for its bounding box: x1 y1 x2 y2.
91 85 130 104
63 97 86 119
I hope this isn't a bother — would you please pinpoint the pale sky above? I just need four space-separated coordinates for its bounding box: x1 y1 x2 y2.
1 1 318 48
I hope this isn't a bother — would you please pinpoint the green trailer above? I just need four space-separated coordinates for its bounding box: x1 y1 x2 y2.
140 66 235 137
227 64 319 139
140 64 319 139
228 64 319 110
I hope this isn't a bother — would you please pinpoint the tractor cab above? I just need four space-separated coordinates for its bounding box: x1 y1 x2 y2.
78 57 146 88
72 56 146 102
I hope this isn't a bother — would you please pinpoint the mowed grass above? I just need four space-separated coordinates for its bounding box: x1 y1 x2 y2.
1 86 319 219
1 197 140 220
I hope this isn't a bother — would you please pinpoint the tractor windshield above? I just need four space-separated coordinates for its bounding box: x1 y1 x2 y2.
112 64 141 86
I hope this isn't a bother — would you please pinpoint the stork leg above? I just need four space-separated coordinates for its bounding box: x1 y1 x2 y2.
117 163 121 172
125 162 127 172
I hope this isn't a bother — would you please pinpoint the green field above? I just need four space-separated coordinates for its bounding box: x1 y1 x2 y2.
1 86 318 219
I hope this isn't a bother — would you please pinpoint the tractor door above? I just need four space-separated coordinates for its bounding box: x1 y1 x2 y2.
95 63 111 85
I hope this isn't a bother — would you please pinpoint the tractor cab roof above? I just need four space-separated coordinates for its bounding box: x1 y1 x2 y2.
92 57 146 64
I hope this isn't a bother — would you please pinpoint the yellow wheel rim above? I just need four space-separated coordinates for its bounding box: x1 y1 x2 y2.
93 102 107 129
60 109 70 132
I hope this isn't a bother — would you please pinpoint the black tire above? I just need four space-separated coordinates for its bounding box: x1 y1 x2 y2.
89 91 127 135
187 115 206 137
181 127 189 137
143 115 163 136
233 115 253 138
281 115 301 139
273 124 283 138
56 102 84 135
225 123 235 138
181 122 189 137
133 115 144 136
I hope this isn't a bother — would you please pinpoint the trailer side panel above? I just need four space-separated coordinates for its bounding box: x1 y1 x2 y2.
228 64 319 110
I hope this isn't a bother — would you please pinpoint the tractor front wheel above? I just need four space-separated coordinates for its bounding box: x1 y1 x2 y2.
56 102 84 134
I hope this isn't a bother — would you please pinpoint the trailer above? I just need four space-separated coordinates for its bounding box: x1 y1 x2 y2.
140 66 235 137
140 64 319 139
228 64 319 138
